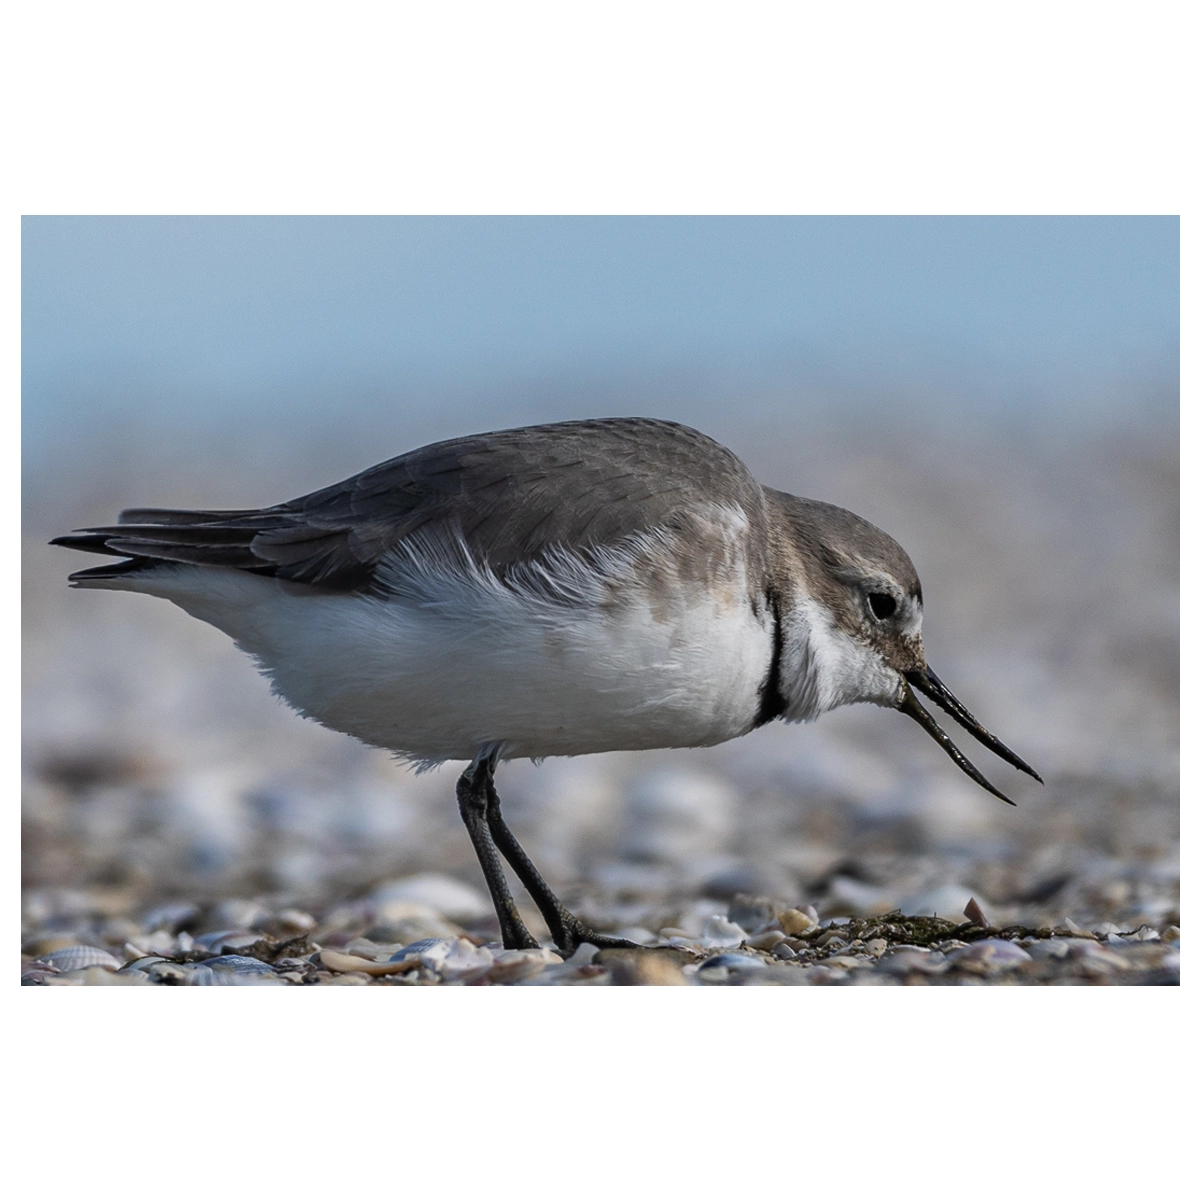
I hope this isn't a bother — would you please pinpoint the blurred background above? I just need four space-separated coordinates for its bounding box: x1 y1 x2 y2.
22 217 1179 942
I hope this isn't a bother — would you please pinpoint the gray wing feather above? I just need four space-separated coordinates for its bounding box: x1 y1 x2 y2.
54 419 766 592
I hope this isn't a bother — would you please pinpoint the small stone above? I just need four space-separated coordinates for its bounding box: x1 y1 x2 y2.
1161 926 1181 943
773 943 797 960
276 909 316 934
814 931 847 950
963 897 990 927
825 955 863 969
746 929 788 952
865 939 888 957
608 952 689 986
780 908 815 937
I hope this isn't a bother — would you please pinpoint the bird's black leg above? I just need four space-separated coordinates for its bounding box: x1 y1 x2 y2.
456 757 540 950
483 770 638 956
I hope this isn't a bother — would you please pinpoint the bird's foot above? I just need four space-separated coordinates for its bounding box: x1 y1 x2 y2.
554 917 641 956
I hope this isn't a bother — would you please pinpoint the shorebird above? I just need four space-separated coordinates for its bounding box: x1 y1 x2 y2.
52 417 1040 953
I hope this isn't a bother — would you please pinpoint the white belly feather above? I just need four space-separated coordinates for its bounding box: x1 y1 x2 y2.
106 514 775 766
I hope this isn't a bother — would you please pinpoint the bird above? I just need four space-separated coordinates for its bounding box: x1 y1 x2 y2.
52 417 1041 953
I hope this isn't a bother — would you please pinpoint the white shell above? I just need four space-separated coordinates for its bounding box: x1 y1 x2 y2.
39 945 121 972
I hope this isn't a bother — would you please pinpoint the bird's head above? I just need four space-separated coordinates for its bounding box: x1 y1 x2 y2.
766 490 1042 804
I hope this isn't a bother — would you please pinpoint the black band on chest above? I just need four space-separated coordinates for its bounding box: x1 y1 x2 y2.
754 589 786 727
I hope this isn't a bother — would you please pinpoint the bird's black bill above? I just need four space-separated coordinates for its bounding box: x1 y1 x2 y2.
905 667 1044 784
897 682 1017 806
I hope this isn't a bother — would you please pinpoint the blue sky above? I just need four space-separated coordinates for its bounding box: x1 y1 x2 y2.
23 216 1178 458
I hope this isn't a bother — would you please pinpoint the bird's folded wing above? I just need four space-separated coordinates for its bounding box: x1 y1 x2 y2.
55 418 766 592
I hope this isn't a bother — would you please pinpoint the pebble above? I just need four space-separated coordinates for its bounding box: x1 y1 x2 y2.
825 954 865 969
780 908 816 937
276 908 316 934
607 952 689 986
746 929 788 952
814 931 847 950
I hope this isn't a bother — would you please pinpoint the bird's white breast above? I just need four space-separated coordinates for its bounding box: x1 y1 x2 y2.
117 508 775 766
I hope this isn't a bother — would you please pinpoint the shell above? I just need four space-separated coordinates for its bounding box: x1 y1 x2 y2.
194 930 262 953
192 956 284 985
695 953 766 983
39 945 122 972
948 939 1033 973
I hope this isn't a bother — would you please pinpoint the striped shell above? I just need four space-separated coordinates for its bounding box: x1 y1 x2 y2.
39 945 122 971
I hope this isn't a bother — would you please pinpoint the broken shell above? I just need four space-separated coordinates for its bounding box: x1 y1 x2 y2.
485 948 562 984
320 947 419 976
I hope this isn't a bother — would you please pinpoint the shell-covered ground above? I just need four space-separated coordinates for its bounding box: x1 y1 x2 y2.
22 408 1178 985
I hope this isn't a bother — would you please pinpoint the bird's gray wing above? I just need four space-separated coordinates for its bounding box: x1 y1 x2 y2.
54 418 766 591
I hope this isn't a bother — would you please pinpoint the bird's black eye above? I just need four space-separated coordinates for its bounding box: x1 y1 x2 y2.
868 592 897 620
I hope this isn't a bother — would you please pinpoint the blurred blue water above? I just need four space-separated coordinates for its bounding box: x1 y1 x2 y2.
23 216 1178 472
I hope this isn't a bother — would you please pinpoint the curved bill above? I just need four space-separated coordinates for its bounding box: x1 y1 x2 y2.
906 667 1044 784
